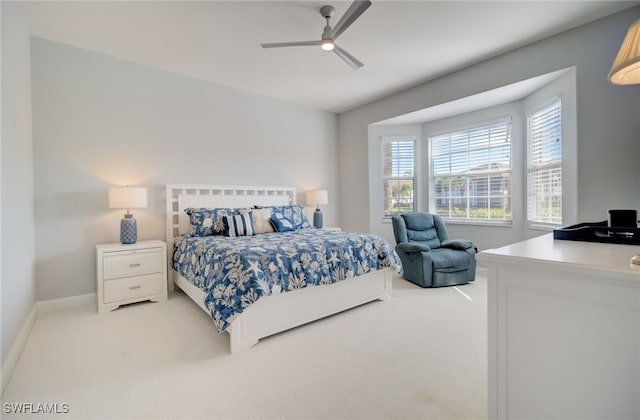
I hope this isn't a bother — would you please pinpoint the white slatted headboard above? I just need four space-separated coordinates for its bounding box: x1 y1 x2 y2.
165 184 296 290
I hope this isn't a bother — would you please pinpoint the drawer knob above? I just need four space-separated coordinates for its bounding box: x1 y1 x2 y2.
129 285 142 290
129 263 141 268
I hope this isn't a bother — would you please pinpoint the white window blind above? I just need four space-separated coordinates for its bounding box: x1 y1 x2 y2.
382 138 416 219
527 98 562 226
429 120 512 223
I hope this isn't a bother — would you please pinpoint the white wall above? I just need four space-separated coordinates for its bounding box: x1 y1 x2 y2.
338 7 640 249
1 3 36 369
31 39 338 301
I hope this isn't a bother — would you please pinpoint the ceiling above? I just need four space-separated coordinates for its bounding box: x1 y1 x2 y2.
374 68 572 125
20 1 638 114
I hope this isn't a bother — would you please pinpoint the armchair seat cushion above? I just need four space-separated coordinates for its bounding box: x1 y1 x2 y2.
441 239 473 250
431 248 473 271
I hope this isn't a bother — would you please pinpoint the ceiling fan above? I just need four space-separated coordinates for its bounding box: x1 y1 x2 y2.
260 0 372 70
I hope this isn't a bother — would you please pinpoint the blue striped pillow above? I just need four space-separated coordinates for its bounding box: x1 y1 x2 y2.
223 213 255 237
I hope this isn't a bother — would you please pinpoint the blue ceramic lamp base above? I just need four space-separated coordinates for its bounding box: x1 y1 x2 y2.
313 209 323 229
120 214 137 244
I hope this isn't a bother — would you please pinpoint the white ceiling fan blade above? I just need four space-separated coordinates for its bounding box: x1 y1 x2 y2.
261 41 321 48
334 45 364 70
330 0 371 40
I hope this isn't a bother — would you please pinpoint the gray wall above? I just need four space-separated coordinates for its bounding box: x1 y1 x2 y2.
1 3 36 368
31 39 338 301
338 7 640 249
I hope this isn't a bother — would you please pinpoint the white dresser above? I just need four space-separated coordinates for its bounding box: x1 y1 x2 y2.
478 233 640 420
96 240 168 313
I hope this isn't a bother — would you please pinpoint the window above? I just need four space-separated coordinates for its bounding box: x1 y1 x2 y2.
382 137 416 219
429 120 512 223
527 98 562 226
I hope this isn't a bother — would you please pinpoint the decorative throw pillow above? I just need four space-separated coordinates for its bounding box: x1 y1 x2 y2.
223 212 255 237
241 208 275 234
269 215 296 232
185 207 241 236
256 205 310 230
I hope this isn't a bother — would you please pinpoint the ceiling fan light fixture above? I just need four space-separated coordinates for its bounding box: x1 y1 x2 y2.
321 39 335 51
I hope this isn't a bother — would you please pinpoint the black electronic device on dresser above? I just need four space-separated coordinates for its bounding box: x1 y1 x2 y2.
553 209 640 245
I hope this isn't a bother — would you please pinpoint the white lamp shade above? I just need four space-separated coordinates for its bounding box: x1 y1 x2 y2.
609 19 640 85
108 187 147 209
307 190 328 206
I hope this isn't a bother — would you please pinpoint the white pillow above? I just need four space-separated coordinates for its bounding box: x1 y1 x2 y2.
240 208 275 234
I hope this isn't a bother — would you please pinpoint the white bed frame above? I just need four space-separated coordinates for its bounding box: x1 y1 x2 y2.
166 184 393 354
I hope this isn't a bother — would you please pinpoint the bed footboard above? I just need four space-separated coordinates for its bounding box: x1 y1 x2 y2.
174 268 393 354
227 267 392 353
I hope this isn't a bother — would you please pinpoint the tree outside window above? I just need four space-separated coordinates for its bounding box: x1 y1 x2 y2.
382 138 416 219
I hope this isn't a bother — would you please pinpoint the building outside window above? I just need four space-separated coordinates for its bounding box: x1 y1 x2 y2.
429 120 512 223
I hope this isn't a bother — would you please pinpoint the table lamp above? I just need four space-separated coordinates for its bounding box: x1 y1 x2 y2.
108 186 147 244
608 18 640 85
307 189 328 229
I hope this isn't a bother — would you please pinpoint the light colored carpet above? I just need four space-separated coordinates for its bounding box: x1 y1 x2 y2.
1 274 487 419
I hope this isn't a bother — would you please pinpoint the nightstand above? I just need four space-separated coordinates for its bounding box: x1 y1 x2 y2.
96 240 168 313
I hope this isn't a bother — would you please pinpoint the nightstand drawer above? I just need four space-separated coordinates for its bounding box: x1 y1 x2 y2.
103 273 164 303
103 248 163 280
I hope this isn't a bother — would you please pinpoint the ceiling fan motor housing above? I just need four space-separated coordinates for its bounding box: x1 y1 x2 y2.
320 5 335 19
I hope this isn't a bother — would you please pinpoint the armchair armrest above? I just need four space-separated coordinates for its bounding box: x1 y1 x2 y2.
397 242 431 253
441 239 473 250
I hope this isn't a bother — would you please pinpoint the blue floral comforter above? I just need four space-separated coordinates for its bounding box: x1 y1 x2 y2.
172 229 400 332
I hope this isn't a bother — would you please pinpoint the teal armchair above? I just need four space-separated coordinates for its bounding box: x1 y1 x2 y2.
392 212 476 288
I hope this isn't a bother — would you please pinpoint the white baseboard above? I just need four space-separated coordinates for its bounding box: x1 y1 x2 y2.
36 292 96 314
1 304 37 395
1 293 96 395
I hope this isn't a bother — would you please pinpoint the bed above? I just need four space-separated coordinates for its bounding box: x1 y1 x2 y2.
166 184 398 354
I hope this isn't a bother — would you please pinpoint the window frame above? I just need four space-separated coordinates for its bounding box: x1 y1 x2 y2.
381 136 417 221
428 118 513 226
526 96 563 229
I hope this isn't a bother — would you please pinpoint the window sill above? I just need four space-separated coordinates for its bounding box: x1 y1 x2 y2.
527 223 559 232
382 217 513 228
442 220 513 228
